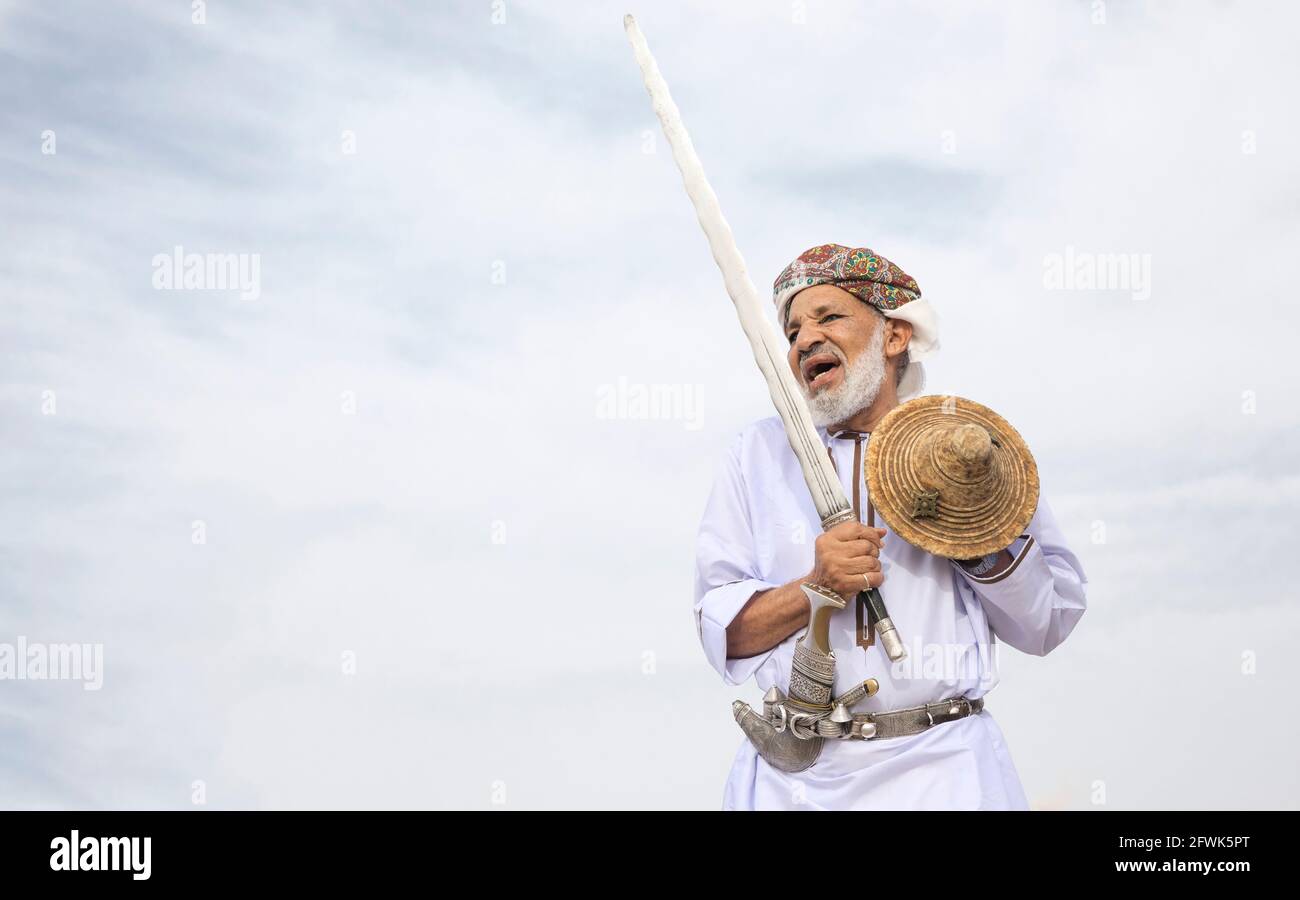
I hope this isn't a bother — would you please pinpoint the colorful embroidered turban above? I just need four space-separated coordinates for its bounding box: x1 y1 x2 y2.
773 243 940 402
773 243 921 325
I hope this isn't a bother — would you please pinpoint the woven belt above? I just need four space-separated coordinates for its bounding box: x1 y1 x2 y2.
845 696 984 741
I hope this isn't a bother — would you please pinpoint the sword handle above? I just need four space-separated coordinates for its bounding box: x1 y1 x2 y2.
862 588 906 661
823 512 907 661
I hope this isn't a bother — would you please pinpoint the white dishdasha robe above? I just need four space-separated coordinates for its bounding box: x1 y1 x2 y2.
694 416 1087 810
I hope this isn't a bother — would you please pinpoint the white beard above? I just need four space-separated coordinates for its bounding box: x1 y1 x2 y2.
804 324 887 429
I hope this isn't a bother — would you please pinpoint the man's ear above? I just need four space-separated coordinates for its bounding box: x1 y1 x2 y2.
885 318 913 360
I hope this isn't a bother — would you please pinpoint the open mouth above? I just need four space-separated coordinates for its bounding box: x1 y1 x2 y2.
801 353 843 391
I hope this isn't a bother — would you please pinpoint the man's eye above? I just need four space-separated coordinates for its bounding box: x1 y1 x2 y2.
821 314 842 323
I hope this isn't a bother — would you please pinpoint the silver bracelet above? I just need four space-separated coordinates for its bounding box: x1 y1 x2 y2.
962 552 1001 577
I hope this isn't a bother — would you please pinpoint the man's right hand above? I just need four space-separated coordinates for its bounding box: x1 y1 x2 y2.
809 522 886 599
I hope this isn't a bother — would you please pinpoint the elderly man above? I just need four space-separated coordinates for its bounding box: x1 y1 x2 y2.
694 243 1087 810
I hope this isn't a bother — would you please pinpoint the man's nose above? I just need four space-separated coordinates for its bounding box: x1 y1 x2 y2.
794 326 826 356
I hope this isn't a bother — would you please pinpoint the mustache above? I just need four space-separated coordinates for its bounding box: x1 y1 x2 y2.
798 342 845 368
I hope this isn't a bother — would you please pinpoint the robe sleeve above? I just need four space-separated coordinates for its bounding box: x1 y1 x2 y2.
953 496 1087 657
693 434 781 686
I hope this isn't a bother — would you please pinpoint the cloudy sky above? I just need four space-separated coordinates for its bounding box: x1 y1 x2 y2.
2 0 1297 809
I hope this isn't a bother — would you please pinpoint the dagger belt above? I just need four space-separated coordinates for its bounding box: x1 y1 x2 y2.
729 581 985 773
734 681 985 750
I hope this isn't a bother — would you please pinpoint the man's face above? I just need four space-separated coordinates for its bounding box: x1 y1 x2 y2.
784 283 911 428
784 284 879 397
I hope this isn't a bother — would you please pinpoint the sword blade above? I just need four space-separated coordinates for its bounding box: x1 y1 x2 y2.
625 16 905 662
622 14 849 526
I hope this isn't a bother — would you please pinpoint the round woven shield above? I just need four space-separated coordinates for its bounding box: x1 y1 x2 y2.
865 395 1039 559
